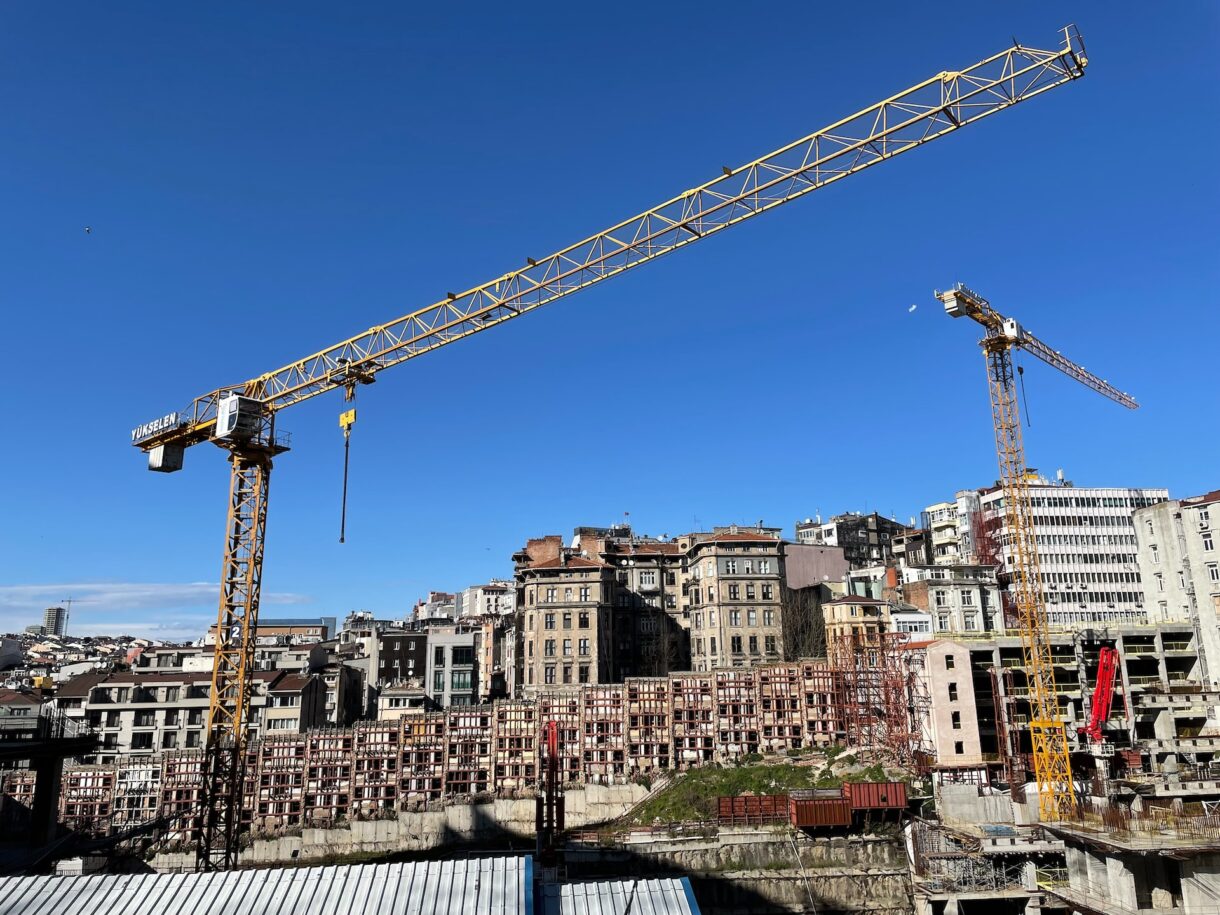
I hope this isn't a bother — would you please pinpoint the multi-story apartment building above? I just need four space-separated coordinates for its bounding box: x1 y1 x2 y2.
685 530 784 672
900 565 1002 635
822 596 889 646
599 538 685 678
55 668 325 763
976 473 1168 628
516 550 614 694
374 625 428 687
921 491 984 567
413 592 456 623
42 607 68 637
1134 489 1220 682
454 581 516 618
424 627 481 707
795 512 911 568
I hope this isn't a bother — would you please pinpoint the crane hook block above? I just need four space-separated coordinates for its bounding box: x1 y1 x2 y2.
339 409 356 433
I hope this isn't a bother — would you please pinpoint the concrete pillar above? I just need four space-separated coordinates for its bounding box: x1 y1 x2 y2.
1107 854 1138 913
943 896 960 915
31 757 63 846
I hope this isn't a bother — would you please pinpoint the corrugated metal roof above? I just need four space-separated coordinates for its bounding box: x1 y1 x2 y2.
0 857 527 915
541 877 700 915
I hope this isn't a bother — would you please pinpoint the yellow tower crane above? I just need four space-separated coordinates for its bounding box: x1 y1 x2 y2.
936 283 1137 821
131 29 1088 870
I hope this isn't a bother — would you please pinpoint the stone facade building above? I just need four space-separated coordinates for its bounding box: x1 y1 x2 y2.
685 530 784 672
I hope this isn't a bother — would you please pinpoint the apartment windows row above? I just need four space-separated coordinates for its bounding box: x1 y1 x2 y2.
722 559 772 575
537 664 591 685
537 611 591 630
433 646 476 667
726 583 774 601
695 634 777 656
690 608 776 629
535 638 591 658
89 709 206 728
536 585 594 603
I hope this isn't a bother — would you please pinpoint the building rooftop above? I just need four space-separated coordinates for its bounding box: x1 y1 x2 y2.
527 556 611 571
541 876 700 915
823 596 886 606
0 688 42 706
1182 489 1220 508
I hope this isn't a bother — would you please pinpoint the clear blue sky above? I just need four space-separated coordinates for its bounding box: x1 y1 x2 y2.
2 3 1216 639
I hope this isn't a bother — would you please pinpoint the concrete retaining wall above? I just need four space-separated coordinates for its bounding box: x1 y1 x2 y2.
151 783 648 871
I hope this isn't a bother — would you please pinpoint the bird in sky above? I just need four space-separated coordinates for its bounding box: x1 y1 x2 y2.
84 226 92 234
908 304 917 313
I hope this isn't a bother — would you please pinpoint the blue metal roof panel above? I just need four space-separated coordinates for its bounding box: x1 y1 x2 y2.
0 857 527 915
541 877 699 915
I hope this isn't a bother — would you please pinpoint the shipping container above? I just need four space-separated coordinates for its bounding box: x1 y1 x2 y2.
789 796 852 828
717 794 789 823
844 781 907 810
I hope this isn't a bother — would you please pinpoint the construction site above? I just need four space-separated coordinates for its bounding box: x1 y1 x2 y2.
2 8 1216 915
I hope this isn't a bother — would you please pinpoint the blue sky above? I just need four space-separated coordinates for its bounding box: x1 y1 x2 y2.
2 3 1216 640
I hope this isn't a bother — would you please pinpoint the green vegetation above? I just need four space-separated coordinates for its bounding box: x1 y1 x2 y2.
629 763 817 824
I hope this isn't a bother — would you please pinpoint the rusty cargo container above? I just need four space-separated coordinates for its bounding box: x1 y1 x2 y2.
844 781 907 810
717 794 789 824
789 795 852 828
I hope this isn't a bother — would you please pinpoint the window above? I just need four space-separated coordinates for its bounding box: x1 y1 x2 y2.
963 614 978 632
164 709 179 726
763 609 774 627
578 665 590 684
164 687 179 702
951 711 961 730
131 733 153 750
544 639 556 657
544 613 556 630
728 584 740 600
748 635 758 654
961 590 974 606
433 671 444 693
186 732 201 748
578 611 590 628
765 635 777 654
745 584 756 600
747 609 757 626
579 586 590 601
546 586 556 602
562 612 572 629
709 637 717 654
451 646 475 666
451 670 472 691
564 587 572 601
948 682 958 701
954 741 964 755
730 610 741 627
527 640 534 657
945 654 955 670
761 584 773 600
934 590 948 608
1209 564 1220 584
544 666 556 685
134 711 155 727
434 646 446 667
578 638 589 656
162 732 178 749
563 639 572 656
730 636 743 653
640 570 656 586
562 665 572 684
1156 573 1165 592
1205 533 1215 552
725 560 737 574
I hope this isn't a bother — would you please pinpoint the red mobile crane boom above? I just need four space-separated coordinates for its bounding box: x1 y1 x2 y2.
1081 645 1120 749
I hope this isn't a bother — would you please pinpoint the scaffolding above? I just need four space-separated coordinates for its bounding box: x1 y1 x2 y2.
443 707 493 796
757 663 805 755
400 712 446 806
494 700 537 793
159 750 205 844
582 686 626 784
537 689 582 783
670 674 715 768
255 733 306 832
802 661 842 747
352 721 398 817
60 765 115 838
305 730 354 825
715 669 759 758
111 758 161 835
835 631 922 764
626 678 671 773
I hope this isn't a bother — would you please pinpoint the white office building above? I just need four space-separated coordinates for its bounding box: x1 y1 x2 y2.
1134 489 1220 683
978 472 1168 628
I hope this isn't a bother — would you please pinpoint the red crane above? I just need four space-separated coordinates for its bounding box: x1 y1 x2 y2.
1080 645 1121 750
536 720 565 873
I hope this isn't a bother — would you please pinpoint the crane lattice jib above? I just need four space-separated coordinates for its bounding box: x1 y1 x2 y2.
134 27 1087 454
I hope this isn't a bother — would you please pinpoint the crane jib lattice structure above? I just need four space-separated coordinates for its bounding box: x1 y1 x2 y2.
936 283 1137 821
132 29 1089 870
